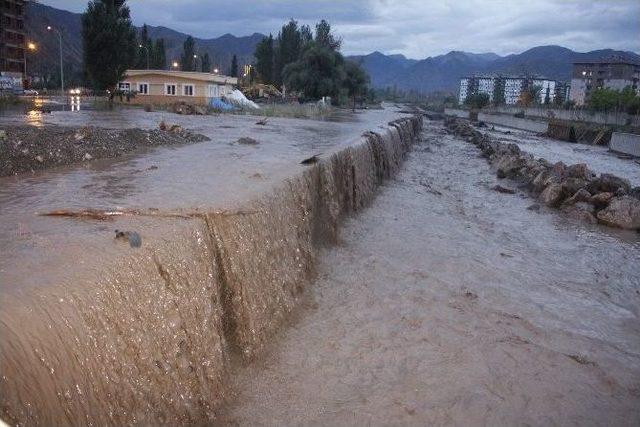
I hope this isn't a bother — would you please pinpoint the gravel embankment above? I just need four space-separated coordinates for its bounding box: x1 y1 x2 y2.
0 124 209 177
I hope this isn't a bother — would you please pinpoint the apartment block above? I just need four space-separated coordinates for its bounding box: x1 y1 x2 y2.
459 75 561 106
1 0 26 74
569 59 640 106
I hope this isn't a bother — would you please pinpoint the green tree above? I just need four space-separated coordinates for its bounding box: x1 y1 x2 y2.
230 54 238 77
283 44 346 100
275 19 303 85
527 84 542 105
315 19 341 51
464 92 490 109
181 36 196 71
201 53 211 72
81 0 136 90
492 78 505 106
254 34 275 83
152 38 166 69
136 24 152 69
344 61 369 111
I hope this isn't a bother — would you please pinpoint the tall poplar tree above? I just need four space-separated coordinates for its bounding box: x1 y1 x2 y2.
181 36 196 71
82 0 136 90
230 54 238 77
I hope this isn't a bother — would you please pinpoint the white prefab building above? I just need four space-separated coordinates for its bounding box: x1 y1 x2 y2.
458 78 470 104
532 79 557 103
477 77 495 101
503 78 524 104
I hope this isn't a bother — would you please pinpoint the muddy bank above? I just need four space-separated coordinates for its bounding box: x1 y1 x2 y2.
445 118 640 230
0 124 208 177
0 115 422 425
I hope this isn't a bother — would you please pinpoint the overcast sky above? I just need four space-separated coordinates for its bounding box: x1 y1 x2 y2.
41 0 640 58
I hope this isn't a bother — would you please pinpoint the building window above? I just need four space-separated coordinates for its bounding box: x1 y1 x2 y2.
138 83 149 95
165 83 176 95
183 84 194 96
118 82 131 92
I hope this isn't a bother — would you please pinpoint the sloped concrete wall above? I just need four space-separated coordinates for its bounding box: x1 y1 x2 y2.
477 113 549 133
610 132 640 157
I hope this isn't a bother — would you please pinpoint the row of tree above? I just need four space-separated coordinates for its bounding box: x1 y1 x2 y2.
588 86 640 115
254 19 369 106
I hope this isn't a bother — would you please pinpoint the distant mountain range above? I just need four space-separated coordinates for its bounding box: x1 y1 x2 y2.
26 2 640 93
347 47 640 93
26 2 263 78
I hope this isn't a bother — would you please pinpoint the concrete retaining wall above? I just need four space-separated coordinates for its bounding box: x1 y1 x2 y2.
486 105 640 127
444 108 469 119
477 113 549 133
610 132 640 157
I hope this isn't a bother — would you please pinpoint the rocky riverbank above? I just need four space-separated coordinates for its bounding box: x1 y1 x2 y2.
0 124 209 177
445 118 640 231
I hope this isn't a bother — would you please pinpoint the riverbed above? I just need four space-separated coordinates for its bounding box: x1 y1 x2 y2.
219 119 640 425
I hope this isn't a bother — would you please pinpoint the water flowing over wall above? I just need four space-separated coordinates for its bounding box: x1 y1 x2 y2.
0 115 423 426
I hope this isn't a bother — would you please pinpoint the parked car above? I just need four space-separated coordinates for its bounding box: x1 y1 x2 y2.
23 89 39 96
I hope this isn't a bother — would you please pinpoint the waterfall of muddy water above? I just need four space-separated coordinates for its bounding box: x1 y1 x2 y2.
0 107 422 425
219 119 640 425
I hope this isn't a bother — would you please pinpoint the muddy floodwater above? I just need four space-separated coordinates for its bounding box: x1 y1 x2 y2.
0 108 405 295
220 121 640 425
1 110 638 425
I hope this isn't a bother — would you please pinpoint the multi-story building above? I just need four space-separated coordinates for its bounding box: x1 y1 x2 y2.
458 75 494 104
569 58 640 105
459 75 562 106
1 0 26 90
503 77 525 105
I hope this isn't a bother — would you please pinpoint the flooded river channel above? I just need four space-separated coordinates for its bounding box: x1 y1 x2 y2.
220 120 640 425
0 110 638 425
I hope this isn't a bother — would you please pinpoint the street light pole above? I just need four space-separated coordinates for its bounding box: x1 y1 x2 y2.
22 42 36 85
139 44 150 69
47 26 64 94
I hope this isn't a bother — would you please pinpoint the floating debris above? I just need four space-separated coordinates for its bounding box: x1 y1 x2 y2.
115 230 142 248
300 154 321 165
492 185 516 194
237 137 259 145
255 118 268 126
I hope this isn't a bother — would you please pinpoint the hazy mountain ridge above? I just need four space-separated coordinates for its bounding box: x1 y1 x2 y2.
26 3 640 93
349 45 640 93
26 2 265 77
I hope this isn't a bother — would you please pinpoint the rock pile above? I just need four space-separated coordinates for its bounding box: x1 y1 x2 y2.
445 118 640 230
0 125 209 177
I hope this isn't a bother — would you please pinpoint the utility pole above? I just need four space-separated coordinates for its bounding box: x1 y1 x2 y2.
47 26 64 94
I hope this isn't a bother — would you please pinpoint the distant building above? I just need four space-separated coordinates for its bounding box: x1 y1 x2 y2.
458 75 494 104
459 75 561 106
117 70 238 106
1 0 26 90
569 58 640 106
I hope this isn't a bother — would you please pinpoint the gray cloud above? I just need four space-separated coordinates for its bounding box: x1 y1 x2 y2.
41 0 640 58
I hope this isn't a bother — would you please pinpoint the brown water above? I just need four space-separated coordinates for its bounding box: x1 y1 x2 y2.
219 120 640 425
0 108 421 425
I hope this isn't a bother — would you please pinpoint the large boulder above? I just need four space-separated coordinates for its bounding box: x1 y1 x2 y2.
561 177 589 195
565 163 593 180
563 202 597 224
589 192 614 208
495 154 527 179
540 183 567 207
586 173 632 194
564 188 592 205
596 196 640 229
